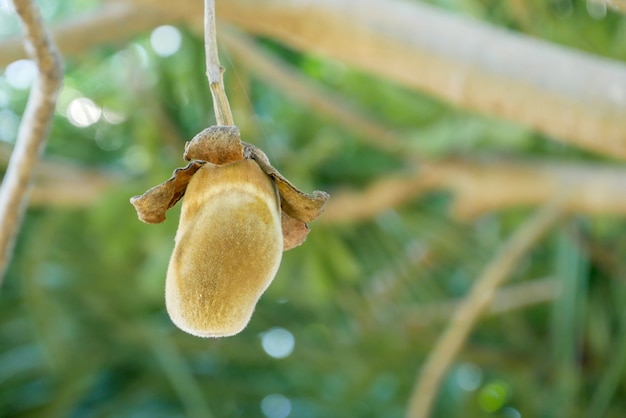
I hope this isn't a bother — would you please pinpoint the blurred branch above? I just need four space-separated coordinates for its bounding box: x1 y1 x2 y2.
16 155 626 220
0 0 63 286
215 0 626 159
29 169 122 207
403 277 560 329
204 0 233 125
0 143 122 207
0 1 170 66
2 0 626 158
323 158 626 222
406 195 567 418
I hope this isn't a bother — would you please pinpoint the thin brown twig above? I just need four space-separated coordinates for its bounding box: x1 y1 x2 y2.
405 194 569 418
204 0 234 125
0 0 63 286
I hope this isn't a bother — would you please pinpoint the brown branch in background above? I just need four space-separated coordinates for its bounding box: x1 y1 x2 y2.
0 143 124 207
405 195 568 418
29 174 119 207
214 0 626 159
15 156 626 219
323 158 626 222
0 1 170 67
204 0 234 125
402 277 560 329
0 0 63 286
2 3 626 221
2 0 626 158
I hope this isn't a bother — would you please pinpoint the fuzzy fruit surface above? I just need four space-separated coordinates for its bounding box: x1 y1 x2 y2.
166 159 283 337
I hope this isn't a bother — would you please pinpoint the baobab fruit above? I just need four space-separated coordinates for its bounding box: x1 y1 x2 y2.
165 159 283 337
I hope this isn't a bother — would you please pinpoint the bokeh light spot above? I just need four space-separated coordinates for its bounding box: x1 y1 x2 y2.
0 89 8 107
67 97 101 127
478 380 510 413
586 0 606 19
5 59 37 90
56 86 83 117
0 0 13 13
502 406 522 418
0 1 17 37
455 362 483 392
261 393 291 418
261 327 295 359
0 109 19 143
150 25 182 57
102 107 127 124
132 43 150 68
95 128 124 151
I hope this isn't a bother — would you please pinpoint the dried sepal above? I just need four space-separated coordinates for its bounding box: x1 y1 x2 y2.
281 212 310 251
244 143 330 223
131 126 328 248
184 125 244 164
130 161 203 224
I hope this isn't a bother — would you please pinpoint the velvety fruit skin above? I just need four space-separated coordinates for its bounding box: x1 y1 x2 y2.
166 159 283 337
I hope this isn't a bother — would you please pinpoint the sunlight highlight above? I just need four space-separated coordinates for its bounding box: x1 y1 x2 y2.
0 109 18 143
102 107 126 124
478 380 510 413
0 0 13 14
150 25 182 57
261 327 295 359
261 393 292 418
0 88 8 107
455 362 482 392
5 59 37 90
502 406 522 418
586 0 607 19
67 97 101 127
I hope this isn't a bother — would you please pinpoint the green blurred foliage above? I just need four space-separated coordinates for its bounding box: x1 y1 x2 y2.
1 0 626 417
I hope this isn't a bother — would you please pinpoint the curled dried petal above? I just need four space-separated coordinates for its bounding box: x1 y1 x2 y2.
131 125 329 242
130 161 203 224
244 143 330 223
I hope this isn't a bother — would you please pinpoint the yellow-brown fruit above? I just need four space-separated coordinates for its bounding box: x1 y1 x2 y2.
165 159 283 337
